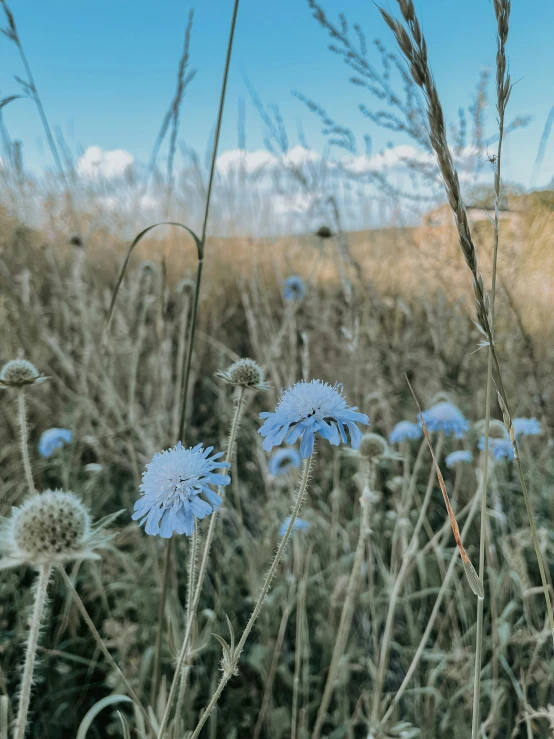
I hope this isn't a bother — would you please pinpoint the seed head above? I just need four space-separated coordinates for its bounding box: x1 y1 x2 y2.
357 433 389 460
0 359 47 388
0 490 121 569
475 419 507 439
216 358 270 391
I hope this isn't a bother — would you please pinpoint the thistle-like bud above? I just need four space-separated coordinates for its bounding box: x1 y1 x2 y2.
0 359 47 389
474 419 507 439
215 358 270 391
0 490 122 570
357 433 389 461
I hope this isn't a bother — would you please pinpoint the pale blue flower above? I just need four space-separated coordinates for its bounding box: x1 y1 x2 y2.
389 421 422 444
446 450 473 468
513 417 542 438
279 517 310 537
38 428 73 458
283 275 306 301
269 448 301 477
479 435 514 461
132 442 230 538
420 402 468 438
259 379 369 458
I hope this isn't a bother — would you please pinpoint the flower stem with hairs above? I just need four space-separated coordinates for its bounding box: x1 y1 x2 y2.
14 564 51 739
189 454 314 739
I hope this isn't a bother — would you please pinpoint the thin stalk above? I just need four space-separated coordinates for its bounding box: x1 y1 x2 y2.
292 543 312 739
372 434 443 721
312 459 372 739
151 538 173 705
17 389 35 495
14 564 51 739
177 0 240 439
156 386 246 738
189 455 314 739
173 523 199 739
57 566 155 735
473 3 509 735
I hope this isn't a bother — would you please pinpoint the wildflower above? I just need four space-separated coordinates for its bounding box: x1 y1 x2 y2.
0 359 47 389
0 490 120 570
283 275 306 302
269 448 302 477
38 428 73 458
357 433 389 460
132 442 230 538
446 450 473 469
389 420 422 444
259 379 368 458
479 435 514 461
420 401 468 438
279 516 310 537
513 417 542 438
216 358 270 391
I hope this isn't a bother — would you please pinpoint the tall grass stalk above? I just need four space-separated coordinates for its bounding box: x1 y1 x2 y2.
156 384 246 738
188 454 314 739
472 2 510 735
148 0 240 705
312 457 372 739
14 564 51 739
379 0 554 641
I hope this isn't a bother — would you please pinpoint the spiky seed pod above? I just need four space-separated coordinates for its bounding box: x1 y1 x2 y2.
0 490 122 570
215 358 270 391
0 359 47 388
358 433 389 461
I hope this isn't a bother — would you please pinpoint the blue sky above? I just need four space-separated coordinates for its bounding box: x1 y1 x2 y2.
1 0 553 188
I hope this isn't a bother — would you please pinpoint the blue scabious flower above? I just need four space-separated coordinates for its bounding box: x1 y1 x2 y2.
478 435 514 461
38 428 73 458
269 448 302 477
132 442 230 538
389 421 422 444
513 417 542 438
279 517 310 537
259 379 369 458
283 275 306 301
446 450 473 469
420 402 469 439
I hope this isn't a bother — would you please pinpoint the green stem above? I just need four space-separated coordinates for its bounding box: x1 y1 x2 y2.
14 564 50 739
156 386 246 738
173 523 199 739
17 390 35 495
151 538 173 706
189 455 314 739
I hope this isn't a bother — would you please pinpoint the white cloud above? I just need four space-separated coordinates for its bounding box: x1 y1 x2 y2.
216 148 277 176
77 146 134 179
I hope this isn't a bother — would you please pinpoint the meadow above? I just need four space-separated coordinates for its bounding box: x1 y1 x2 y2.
2 0 554 737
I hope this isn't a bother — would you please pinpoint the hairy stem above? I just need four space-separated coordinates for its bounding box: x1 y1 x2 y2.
189 454 314 739
14 564 51 739
17 390 35 496
156 385 246 738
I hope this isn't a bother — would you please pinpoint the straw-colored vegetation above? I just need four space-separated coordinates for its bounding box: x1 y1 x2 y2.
1 0 554 737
